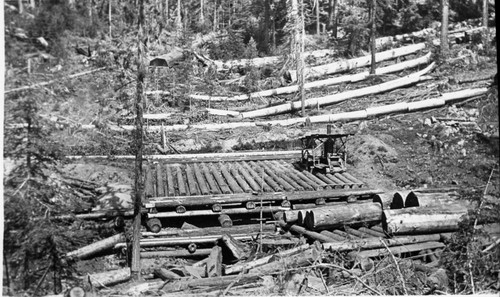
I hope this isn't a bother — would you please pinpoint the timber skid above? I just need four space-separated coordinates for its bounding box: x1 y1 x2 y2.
141 152 379 233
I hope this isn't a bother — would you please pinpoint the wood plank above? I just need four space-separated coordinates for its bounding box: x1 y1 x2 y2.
156 163 165 197
323 234 441 252
185 164 200 196
235 163 261 192
145 165 156 198
146 188 384 208
176 167 188 196
165 165 176 196
229 166 253 193
210 163 232 194
220 164 244 193
192 163 210 195
200 163 221 194
245 162 281 192
254 161 295 192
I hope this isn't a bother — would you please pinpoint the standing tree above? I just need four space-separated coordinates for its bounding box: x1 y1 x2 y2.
440 0 449 57
131 0 146 282
482 0 489 54
315 0 320 35
327 0 338 37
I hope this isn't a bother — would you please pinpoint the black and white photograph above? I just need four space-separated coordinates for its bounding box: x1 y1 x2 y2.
2 0 499 295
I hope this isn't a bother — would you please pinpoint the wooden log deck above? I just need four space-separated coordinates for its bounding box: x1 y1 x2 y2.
143 158 380 217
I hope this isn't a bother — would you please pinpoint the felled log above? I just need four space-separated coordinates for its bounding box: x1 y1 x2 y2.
66 233 125 260
303 203 383 230
218 214 233 227
283 209 309 224
149 47 184 67
206 246 223 277
86 268 131 289
160 275 262 292
154 268 182 280
5 67 107 94
348 241 445 259
277 220 336 243
383 204 469 235
323 234 441 252
146 218 162 233
219 234 248 261
115 234 256 249
141 248 212 258
224 244 309 275
248 247 321 275
404 191 462 208
392 190 412 209
142 223 275 237
287 43 426 80
240 63 435 119
320 230 346 241
372 193 394 209
189 52 432 102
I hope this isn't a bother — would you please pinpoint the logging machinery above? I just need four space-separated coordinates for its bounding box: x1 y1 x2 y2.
300 125 353 173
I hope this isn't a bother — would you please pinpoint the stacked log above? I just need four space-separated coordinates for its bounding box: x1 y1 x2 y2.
383 204 469 235
303 203 383 230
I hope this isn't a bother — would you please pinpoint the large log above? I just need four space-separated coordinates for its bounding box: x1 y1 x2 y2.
160 275 262 292
240 63 435 119
287 43 426 80
383 204 469 235
66 233 125 260
86 268 131 289
348 241 445 259
191 52 432 102
141 223 275 237
404 191 463 208
323 234 441 252
304 203 383 230
115 234 256 249
224 244 310 275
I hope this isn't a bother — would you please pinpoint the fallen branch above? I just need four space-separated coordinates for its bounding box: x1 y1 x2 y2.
5 67 107 94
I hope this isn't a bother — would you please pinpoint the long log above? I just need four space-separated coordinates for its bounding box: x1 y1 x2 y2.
287 43 426 80
304 203 383 230
86 268 131 289
66 233 125 260
223 244 310 275
145 188 382 208
147 206 290 218
190 52 432 102
323 234 441 252
115 234 256 249
160 275 262 292
347 241 445 259
240 63 435 119
141 249 213 258
141 223 275 237
248 247 320 275
383 204 469 235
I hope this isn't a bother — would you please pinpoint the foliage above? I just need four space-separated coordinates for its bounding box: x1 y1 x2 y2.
339 4 369 56
400 2 424 33
204 30 249 60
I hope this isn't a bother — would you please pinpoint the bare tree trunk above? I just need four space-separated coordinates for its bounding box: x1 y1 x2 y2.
165 0 169 22
108 0 112 39
132 0 146 282
263 0 271 53
176 0 182 30
213 4 217 32
315 0 320 35
440 0 449 57
370 0 376 74
328 0 338 37
299 0 305 116
18 0 23 13
30 0 35 9
200 0 204 24
482 0 489 53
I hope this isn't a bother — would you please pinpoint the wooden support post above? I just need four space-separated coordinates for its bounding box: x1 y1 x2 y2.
206 246 222 277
